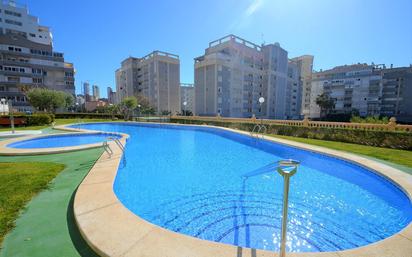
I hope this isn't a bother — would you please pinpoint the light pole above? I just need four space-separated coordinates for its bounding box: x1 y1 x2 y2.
183 101 187 116
137 104 141 121
258 96 265 126
1 98 15 134
0 98 5 115
277 159 300 257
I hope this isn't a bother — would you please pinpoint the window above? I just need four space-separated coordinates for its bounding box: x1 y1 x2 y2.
5 19 22 26
33 78 43 84
29 33 36 37
5 10 22 17
32 68 42 74
7 76 19 82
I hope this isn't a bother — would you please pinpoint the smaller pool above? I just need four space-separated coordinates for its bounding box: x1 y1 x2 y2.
7 133 121 149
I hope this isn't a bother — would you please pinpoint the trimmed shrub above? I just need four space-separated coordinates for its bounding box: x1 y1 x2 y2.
26 114 52 126
54 112 123 119
170 118 412 150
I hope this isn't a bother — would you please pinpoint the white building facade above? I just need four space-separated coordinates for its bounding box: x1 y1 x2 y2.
290 55 314 117
0 0 75 112
194 35 305 119
309 64 383 118
180 83 194 114
115 51 180 114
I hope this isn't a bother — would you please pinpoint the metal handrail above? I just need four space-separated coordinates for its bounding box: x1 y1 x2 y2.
257 125 267 137
102 141 113 157
277 159 300 257
107 136 127 167
108 136 125 152
251 124 261 137
250 124 267 139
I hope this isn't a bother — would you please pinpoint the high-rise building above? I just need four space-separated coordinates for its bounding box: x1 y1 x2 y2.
83 82 90 102
92 84 100 100
107 86 117 104
0 0 75 112
381 66 412 122
286 60 301 119
309 64 383 118
180 83 194 114
194 35 305 119
308 64 412 121
290 55 314 117
115 51 180 114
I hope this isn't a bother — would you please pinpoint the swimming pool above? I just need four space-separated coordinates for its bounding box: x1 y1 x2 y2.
7 133 121 149
71 122 412 253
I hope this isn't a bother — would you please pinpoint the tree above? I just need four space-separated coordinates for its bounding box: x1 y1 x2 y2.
316 93 335 118
107 104 119 119
134 93 154 114
27 88 74 113
120 96 138 120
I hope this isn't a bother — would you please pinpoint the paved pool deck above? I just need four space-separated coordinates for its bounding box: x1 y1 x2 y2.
0 148 103 257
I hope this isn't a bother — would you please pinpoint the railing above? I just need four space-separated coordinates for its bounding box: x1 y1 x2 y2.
108 137 125 152
250 124 267 139
102 141 113 157
108 137 127 167
171 115 412 132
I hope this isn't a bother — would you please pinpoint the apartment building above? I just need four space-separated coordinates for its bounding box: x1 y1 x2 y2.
107 86 117 104
0 0 75 112
290 55 314 117
381 67 412 122
194 35 305 119
180 83 194 114
115 51 180 114
308 64 412 121
309 64 383 118
286 60 301 119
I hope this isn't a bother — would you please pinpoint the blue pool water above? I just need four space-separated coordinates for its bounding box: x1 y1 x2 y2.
8 133 121 148
72 123 412 252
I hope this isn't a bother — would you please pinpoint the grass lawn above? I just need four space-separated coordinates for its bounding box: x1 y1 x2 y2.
0 162 65 245
268 134 412 168
0 118 112 132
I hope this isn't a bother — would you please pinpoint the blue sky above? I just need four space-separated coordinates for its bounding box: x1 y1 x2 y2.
21 0 412 97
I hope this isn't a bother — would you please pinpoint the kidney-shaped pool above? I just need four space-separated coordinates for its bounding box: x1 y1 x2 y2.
7 133 121 149
71 122 412 253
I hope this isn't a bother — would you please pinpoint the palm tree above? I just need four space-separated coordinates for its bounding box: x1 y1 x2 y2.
316 93 335 118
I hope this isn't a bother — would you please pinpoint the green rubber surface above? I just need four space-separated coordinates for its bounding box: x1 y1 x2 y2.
0 148 103 257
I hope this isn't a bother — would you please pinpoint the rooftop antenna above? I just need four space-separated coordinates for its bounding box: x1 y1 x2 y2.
261 33 265 46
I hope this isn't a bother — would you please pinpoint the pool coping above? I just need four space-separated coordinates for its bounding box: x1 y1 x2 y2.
71 122 411 257
0 125 128 156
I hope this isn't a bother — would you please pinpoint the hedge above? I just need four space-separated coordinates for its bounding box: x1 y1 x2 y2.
1 113 54 126
170 118 412 150
26 114 53 126
54 112 123 119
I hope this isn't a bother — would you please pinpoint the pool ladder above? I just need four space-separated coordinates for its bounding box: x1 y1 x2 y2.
108 137 126 152
103 137 127 167
250 124 267 139
102 141 113 157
